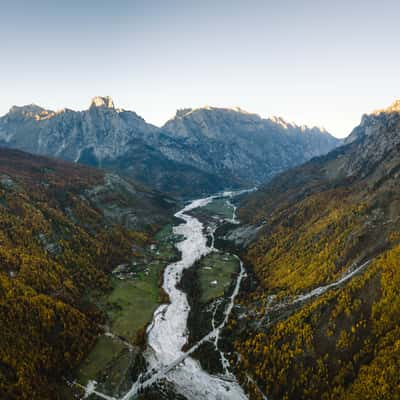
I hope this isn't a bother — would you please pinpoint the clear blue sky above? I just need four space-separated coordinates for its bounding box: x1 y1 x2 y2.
1 0 399 137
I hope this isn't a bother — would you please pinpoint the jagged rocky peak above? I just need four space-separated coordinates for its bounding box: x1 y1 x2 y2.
165 105 261 128
90 96 115 109
164 105 264 138
195 105 259 118
346 98 400 144
336 98 400 179
8 104 47 117
175 108 193 118
5 104 57 122
164 105 335 142
173 105 258 119
372 98 400 115
168 105 334 134
268 115 297 129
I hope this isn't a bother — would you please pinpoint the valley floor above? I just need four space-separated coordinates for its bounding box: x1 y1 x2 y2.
69 194 248 400
70 188 399 400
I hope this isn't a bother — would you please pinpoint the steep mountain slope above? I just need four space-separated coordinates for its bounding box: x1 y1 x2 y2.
164 107 340 184
227 99 400 399
0 148 176 400
0 98 340 196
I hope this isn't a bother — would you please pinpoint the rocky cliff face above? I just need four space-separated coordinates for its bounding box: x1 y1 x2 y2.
341 99 400 178
0 96 158 164
163 106 341 184
0 97 341 196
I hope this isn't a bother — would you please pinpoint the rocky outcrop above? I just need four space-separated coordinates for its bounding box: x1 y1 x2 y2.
334 99 400 179
90 96 115 109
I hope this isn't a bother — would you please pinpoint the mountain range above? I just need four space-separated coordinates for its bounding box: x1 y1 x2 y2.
0 97 340 196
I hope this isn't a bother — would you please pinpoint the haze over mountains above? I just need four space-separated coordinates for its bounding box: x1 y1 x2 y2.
0 96 340 196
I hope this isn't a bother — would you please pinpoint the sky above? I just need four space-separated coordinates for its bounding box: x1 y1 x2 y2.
1 0 400 138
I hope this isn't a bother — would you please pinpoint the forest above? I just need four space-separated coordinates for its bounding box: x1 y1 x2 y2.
0 149 156 399
231 135 400 399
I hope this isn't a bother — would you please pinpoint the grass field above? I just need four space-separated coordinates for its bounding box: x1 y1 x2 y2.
197 252 239 303
77 335 126 383
76 224 177 385
200 198 235 220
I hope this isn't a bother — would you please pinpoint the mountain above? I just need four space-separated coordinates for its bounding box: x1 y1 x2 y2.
0 148 176 399
163 106 340 184
0 97 157 162
0 97 229 197
0 97 341 196
225 99 400 399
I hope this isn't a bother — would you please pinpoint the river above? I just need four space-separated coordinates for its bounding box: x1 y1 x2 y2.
120 193 249 399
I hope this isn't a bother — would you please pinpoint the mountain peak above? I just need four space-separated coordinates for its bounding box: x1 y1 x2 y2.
173 106 257 120
345 98 400 145
389 99 400 112
175 108 193 118
90 96 115 109
269 115 296 129
372 98 400 115
9 104 46 115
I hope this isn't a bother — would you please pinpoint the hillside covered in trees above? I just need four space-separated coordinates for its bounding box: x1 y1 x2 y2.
0 149 175 399
229 100 400 399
